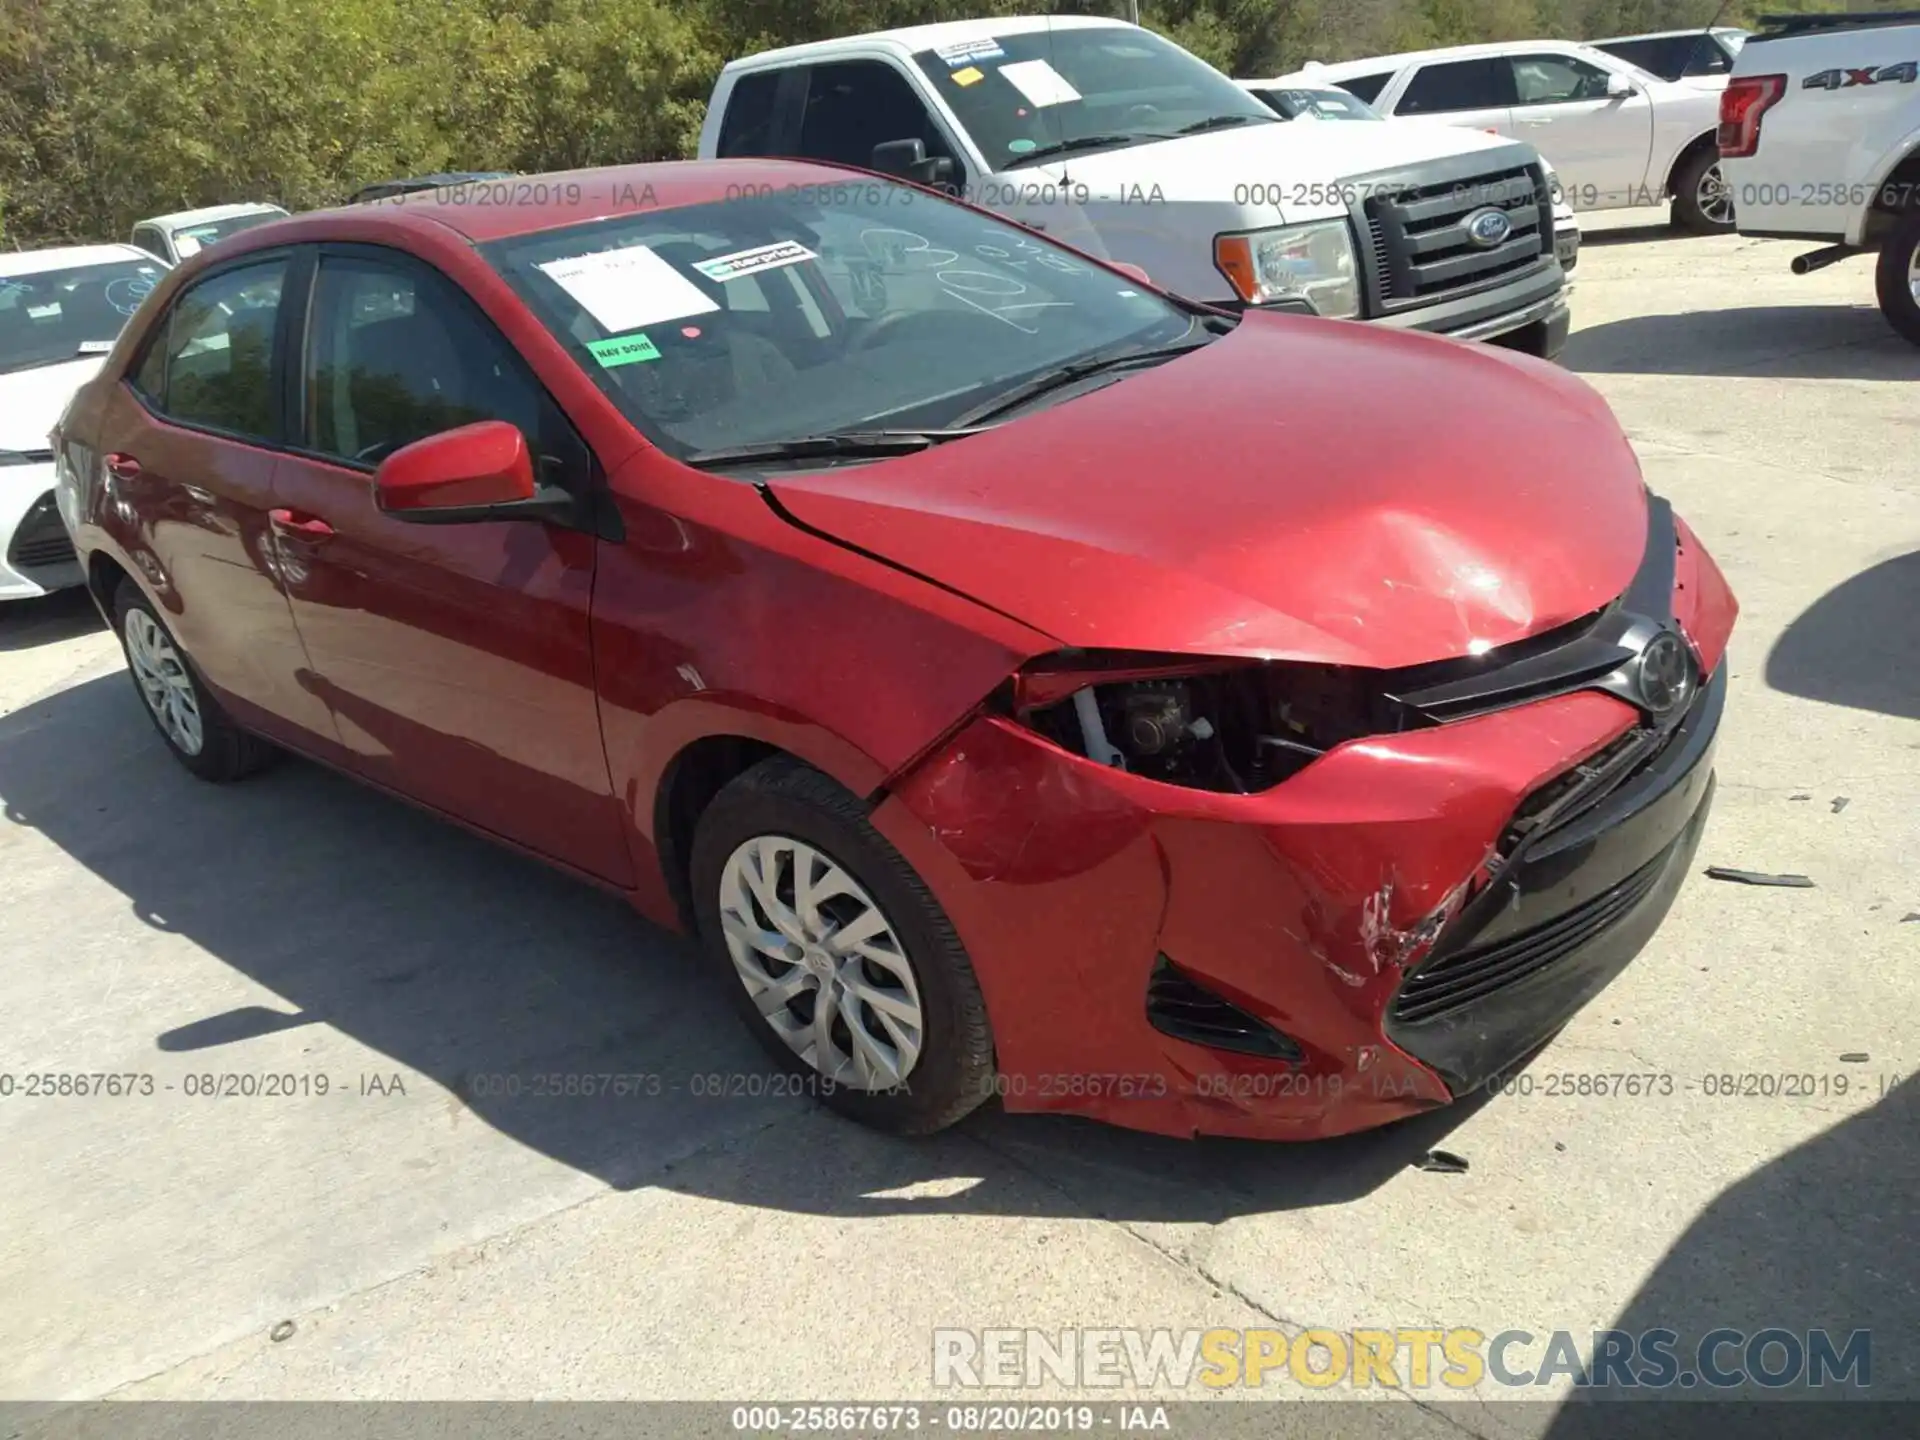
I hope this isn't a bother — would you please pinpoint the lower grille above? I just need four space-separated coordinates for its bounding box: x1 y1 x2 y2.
1365 162 1553 306
7 492 75 571
1147 957 1303 1060
1390 847 1668 1025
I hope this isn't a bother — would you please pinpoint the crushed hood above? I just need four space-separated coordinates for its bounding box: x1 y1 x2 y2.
0 357 105 453
767 314 1650 670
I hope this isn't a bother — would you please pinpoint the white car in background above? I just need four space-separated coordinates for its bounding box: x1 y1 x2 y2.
0 244 169 602
129 202 288 265
1297 40 1732 232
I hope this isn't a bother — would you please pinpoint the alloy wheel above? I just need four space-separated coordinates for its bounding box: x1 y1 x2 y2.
717 835 925 1090
1909 238 1920 306
124 608 204 756
1696 163 1734 227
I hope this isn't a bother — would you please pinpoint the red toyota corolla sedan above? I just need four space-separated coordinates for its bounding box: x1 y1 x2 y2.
51 160 1735 1141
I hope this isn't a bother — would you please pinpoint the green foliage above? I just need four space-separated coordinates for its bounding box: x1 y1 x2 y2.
0 0 1909 246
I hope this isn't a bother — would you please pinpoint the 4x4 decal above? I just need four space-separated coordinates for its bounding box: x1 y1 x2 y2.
1803 61 1918 90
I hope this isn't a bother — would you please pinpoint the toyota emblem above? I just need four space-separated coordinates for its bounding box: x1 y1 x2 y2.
1636 632 1693 716
1463 206 1513 248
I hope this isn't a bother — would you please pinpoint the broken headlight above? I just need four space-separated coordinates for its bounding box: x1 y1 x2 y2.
1006 651 1415 794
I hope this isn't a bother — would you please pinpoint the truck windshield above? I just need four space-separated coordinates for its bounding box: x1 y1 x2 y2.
912 26 1276 168
484 181 1201 459
0 258 165 374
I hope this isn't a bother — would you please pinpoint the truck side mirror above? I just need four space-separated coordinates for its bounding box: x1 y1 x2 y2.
871 139 956 189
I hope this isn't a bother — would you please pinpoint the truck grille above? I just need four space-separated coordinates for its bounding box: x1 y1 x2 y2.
1363 161 1554 308
7 492 76 571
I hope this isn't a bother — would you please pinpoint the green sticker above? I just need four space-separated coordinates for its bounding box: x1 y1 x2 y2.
587 332 661 367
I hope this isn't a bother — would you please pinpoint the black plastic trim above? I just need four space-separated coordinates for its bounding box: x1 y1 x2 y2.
1146 957 1305 1061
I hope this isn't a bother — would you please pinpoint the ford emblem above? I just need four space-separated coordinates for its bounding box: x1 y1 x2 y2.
1464 206 1513 248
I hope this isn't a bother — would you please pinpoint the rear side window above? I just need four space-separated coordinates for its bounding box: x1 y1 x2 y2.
717 70 782 156
133 260 287 440
1397 58 1516 114
1333 71 1394 104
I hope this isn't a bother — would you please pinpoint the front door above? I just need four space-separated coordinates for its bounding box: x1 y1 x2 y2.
1503 53 1655 211
269 245 634 884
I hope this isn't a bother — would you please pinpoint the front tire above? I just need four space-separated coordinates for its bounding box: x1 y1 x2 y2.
1671 148 1735 234
115 580 278 782
1874 207 1920 347
689 756 995 1135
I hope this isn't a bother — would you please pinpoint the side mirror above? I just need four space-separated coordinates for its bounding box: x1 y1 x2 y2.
1604 73 1635 98
1110 262 1153 286
373 420 572 526
871 138 956 189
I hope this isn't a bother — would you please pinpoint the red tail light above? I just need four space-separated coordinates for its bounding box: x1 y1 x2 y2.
1718 74 1785 159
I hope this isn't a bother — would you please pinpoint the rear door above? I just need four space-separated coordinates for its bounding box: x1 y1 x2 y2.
98 253 342 747
1504 52 1654 209
269 243 634 883
1387 57 1516 139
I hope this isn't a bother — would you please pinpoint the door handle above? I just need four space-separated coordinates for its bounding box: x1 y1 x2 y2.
269 508 335 541
104 452 141 480
1519 118 1554 126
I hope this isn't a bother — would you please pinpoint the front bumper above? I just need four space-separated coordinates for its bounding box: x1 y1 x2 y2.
871 502 1734 1141
1 464 83 601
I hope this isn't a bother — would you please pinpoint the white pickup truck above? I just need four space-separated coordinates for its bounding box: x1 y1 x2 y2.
700 15 1580 358
1720 10 1920 343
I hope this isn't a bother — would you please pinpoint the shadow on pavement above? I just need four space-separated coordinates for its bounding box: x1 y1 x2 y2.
0 669 1485 1222
1541 1075 1920 1434
0 588 104 653
1562 303 1917 380
1766 550 1920 722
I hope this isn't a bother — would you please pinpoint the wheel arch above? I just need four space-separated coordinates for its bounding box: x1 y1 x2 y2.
1663 129 1721 199
1862 141 1920 248
653 732 790 932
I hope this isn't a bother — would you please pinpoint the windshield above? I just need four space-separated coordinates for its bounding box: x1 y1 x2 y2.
1251 87 1383 121
912 25 1275 168
168 209 287 257
483 182 1199 458
0 258 165 374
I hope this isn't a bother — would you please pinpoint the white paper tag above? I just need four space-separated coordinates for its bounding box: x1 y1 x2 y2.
935 37 1005 65
998 59 1081 108
692 240 818 283
536 246 719 333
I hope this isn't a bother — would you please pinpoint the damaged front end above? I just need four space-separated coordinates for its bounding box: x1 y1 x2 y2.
865 497 1734 1140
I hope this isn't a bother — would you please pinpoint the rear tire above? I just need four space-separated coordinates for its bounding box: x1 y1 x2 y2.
1671 147 1735 235
689 756 995 1135
115 580 279 782
1874 207 1920 347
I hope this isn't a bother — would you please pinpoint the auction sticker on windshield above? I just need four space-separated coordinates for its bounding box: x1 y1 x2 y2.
934 37 1004 65
998 59 1081 108
692 241 818 283
585 332 662 368
536 246 719 333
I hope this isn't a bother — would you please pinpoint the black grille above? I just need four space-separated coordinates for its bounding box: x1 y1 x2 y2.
1365 162 1553 306
1390 847 1668 1025
7 492 75 571
1146 957 1303 1060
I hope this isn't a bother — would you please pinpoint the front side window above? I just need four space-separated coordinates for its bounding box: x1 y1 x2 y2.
912 25 1273 167
1397 58 1515 114
133 260 285 438
1509 54 1615 106
485 182 1200 458
303 255 552 467
717 70 782 157
1333 72 1395 104
0 258 166 375
796 60 953 169
1251 87 1382 121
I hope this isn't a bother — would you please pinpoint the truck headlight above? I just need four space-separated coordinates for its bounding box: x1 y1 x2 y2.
1213 220 1359 318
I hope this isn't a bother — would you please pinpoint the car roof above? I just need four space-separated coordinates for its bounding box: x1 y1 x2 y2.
0 242 161 278
1591 27 1745 43
1303 38 1617 77
724 13 1132 70
224 159 887 248
138 202 287 230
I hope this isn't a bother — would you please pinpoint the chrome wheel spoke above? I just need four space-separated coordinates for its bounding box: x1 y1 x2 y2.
717 834 926 1093
124 610 204 756
1907 244 1920 305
